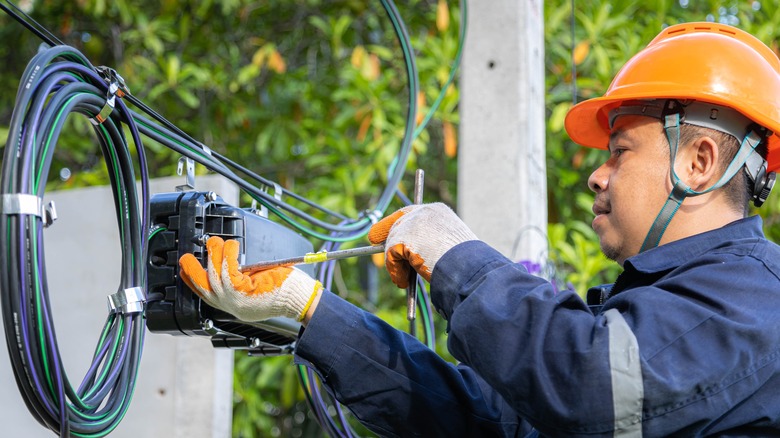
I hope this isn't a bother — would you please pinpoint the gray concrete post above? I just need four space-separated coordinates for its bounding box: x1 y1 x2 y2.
459 0 548 263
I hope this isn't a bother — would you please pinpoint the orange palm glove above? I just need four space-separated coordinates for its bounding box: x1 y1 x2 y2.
178 236 322 322
368 203 478 288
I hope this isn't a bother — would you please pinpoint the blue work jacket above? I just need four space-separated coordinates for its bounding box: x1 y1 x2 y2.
295 216 780 437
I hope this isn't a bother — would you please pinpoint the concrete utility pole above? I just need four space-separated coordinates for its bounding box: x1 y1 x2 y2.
459 0 547 264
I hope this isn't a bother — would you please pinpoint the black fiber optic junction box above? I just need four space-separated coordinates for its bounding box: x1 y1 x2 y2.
146 191 314 355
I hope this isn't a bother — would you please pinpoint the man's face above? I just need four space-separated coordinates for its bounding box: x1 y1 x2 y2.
587 115 672 265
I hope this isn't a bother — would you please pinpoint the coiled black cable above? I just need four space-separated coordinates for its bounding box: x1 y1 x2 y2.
0 45 147 437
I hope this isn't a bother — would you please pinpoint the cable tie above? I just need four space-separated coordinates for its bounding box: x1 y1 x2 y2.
107 287 146 314
2 194 42 218
200 143 213 156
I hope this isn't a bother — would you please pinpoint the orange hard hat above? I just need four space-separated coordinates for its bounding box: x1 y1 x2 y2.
565 22 780 172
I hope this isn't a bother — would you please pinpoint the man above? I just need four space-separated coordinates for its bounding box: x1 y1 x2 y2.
179 22 780 436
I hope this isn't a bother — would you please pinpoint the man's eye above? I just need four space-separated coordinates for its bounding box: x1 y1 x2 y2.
611 148 625 157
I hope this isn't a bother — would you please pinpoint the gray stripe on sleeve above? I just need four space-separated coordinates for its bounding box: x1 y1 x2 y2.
605 308 644 437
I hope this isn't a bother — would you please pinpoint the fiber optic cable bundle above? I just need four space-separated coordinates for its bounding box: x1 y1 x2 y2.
0 0 421 244
0 0 466 435
0 45 149 437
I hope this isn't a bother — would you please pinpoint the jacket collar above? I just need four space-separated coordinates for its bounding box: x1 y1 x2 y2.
623 215 765 274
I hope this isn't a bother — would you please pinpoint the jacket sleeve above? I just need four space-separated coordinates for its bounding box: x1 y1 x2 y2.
293 291 534 437
431 240 626 436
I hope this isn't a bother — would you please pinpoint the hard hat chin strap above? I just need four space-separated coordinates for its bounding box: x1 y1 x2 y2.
639 113 691 252
638 113 765 252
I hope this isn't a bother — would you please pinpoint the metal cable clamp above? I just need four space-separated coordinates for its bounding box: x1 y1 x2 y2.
258 182 283 218
2 194 57 227
107 287 146 314
2 194 42 217
176 157 196 191
362 209 383 224
95 66 130 96
90 67 130 126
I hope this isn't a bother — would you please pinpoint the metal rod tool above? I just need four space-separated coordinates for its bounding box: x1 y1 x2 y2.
240 244 385 273
407 169 424 323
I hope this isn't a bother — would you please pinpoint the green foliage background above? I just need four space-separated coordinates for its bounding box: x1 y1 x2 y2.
3 0 780 436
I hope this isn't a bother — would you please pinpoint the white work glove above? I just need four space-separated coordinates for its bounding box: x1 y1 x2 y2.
368 203 478 288
178 236 322 322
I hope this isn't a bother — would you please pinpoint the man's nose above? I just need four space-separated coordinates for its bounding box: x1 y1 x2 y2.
588 162 609 193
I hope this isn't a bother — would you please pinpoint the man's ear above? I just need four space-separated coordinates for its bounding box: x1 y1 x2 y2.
676 136 719 191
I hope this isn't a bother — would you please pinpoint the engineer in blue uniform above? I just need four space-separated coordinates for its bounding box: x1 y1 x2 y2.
179 22 780 436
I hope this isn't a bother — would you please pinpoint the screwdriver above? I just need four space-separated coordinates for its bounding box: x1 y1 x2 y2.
406 169 424 325
240 168 424 330
239 244 385 273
